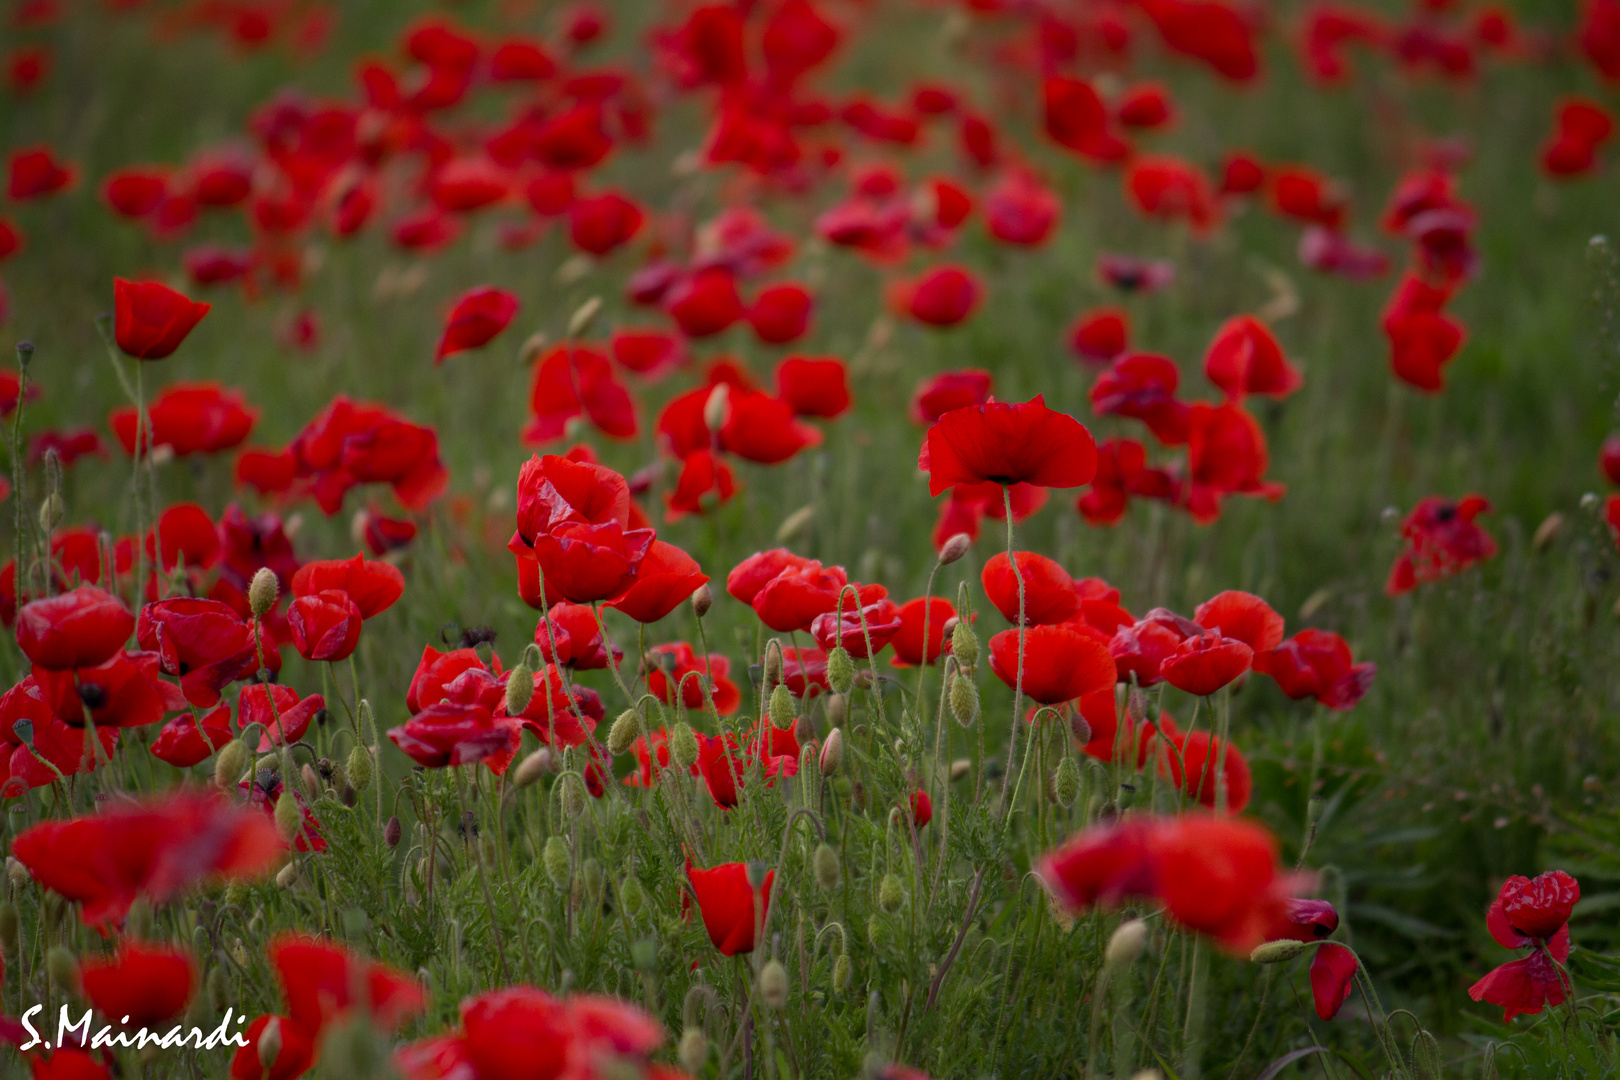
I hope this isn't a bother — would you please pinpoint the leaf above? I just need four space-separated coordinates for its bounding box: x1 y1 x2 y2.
1256 1046 1327 1080
1347 902 1461 939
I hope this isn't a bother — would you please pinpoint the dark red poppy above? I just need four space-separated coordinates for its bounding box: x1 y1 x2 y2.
689 859 774 955
606 540 708 623
667 267 744 338
1203 316 1302 400
920 396 1097 495
143 502 220 578
1219 151 1266 195
1252 630 1376 710
80 943 195 1028
111 382 257 459
102 167 169 219
1069 308 1129 365
291 553 404 619
1139 0 1259 81
747 282 813 345
1089 353 1191 446
1124 157 1220 233
32 648 179 729
1469 871 1580 1022
895 264 983 327
1266 899 1358 1019
288 590 363 662
1160 631 1253 695
981 552 1078 626
435 286 519 364
645 642 741 715
1182 402 1285 522
137 597 262 707
149 705 232 767
16 585 134 672
113 279 211 360
890 597 956 667
776 356 850 418
989 625 1116 705
388 702 521 772
1098 253 1176 294
811 595 902 658
7 145 76 199
182 245 254 287
986 169 1061 247
1042 76 1128 162
0 218 22 264
665 450 738 521
1602 432 1620 486
910 789 933 828
1386 495 1497 594
610 328 685 379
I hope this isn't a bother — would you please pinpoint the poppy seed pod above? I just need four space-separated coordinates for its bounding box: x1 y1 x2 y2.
1053 755 1081 808
274 790 302 842
878 872 905 913
679 1029 707 1073
248 567 279 619
384 816 402 848
543 836 571 888
692 582 713 617
46 945 79 994
819 728 844 775
671 722 700 768
1250 939 1312 964
827 646 855 694
938 532 972 565
760 959 789 1008
769 684 795 730
950 670 979 727
1106 919 1148 967
346 744 373 793
257 1017 283 1071
813 843 840 891
608 709 642 754
833 953 852 991
214 738 251 790
504 661 535 715
951 622 980 670
514 748 553 788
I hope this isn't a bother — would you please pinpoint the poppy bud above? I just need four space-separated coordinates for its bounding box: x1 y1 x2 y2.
5 857 28 888
248 567 279 619
679 1028 707 1073
346 744 373 793
206 966 229 1012
938 532 972 565
813 843 840 891
833 953 852 992
827 646 855 695
795 713 818 745
776 505 815 544
1106 919 1148 967
46 945 79 994
1116 783 1135 810
504 662 535 715
1069 710 1093 746
950 670 979 728
760 959 788 1008
867 912 891 947
514 748 553 788
950 758 971 781
214 738 251 790
1250 939 1311 964
582 857 604 902
878 872 904 913
951 622 979 670
671 722 700 768
819 728 844 775
543 836 571 888
1053 755 1081 808
559 774 588 818
692 582 713 617
568 295 603 336
763 643 783 692
608 709 642 754
385 816 402 848
274 790 302 842
38 493 63 533
703 384 730 432
258 1017 283 1071
1307 794 1325 826
1533 513 1564 552
16 342 34 370
621 876 647 919
769 684 795 730
0 903 17 956
301 763 322 799
826 693 846 728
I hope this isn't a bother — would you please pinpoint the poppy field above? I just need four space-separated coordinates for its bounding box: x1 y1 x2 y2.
4 0 1620 1077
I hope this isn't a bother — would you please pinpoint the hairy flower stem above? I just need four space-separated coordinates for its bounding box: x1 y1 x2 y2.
455 766 511 983
997 484 1027 820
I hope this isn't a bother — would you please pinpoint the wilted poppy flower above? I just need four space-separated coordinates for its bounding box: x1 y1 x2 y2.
388 702 521 773
1386 494 1497 594
989 625 1116 704
7 145 76 199
1203 316 1302 400
1160 631 1253 695
288 590 364 662
1253 630 1376 710
436 286 519 363
113 279 211 360
911 369 992 424
981 552 1078 626
111 383 257 458
894 264 982 327
1264 899 1359 1020
1089 354 1190 446
81 943 196 1028
689 859 774 955
645 642 741 715
1469 871 1579 1022
1069 308 1129 365
291 553 404 618
920 396 1096 495
1193 591 1284 652
16 585 134 672
149 705 232 767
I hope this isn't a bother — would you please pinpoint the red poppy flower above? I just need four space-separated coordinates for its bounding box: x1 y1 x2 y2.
1160 631 1253 695
720 390 823 464
689 859 774 955
1540 99 1613 177
665 449 739 521
10 791 282 928
7 145 76 200
1269 166 1346 229
1042 76 1128 162
567 190 643 256
268 934 426 1037
1106 616 1185 687
137 597 262 707
645 643 741 715
230 1014 316 1080
1192 591 1284 652
80 943 195 1028
776 355 850 418
182 245 255 287
989 625 1116 705
143 502 220 577
920 395 1096 496
531 522 655 604
102 167 169 219
606 540 708 623
1153 726 1251 811
748 282 814 345
243 684 326 750
0 218 21 264
1219 151 1266 195
16 585 134 672
981 552 1079 626
1386 494 1497 595
1069 308 1129 366
435 286 519 364
1203 316 1302 400
751 560 869 633
513 453 630 549
288 589 363 662
533 601 617 670
895 264 982 327
149 705 232 767
1469 871 1579 1022
1078 438 1177 526
911 370 992 425
291 553 404 618
405 645 499 713
666 267 743 338
501 663 603 750
524 343 639 445
1124 157 1220 233
1253 630 1376 710
910 789 933 828
32 649 179 729
110 382 257 458
111 279 211 361
388 702 521 772
811 595 902 658
985 169 1061 247
1089 353 1191 447
610 328 685 379
727 549 811 605
890 597 956 667
1182 402 1285 522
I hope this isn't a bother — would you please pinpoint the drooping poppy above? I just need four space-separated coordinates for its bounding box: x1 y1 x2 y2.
1469 871 1579 1022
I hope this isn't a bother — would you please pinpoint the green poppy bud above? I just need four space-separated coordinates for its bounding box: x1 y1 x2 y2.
950 671 979 728
769 683 795 730
621 876 647 919
273 790 302 842
813 843 840 891
1250 939 1311 964
679 1028 707 1072
878 872 904 913
951 621 979 671
760 959 788 1008
608 709 642 755
543 836 571 889
1053 755 1081 808
833 953 852 992
214 738 251 791
1106 919 1148 967
346 744 373 793
670 722 699 769
46 945 79 994
827 646 855 695
248 568 279 619
504 662 535 716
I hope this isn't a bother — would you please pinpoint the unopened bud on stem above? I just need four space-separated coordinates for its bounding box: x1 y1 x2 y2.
248 568 279 619
819 728 843 775
1106 919 1147 967
768 684 795 730
691 583 713 618
938 532 971 565
1250 939 1311 964
608 709 642 754
826 646 854 695
504 662 534 715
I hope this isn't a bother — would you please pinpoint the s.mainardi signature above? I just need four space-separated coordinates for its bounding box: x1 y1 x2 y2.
16 1004 250 1052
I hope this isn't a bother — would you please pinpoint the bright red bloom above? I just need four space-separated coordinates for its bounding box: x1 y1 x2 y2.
1157 727 1252 811
388 702 521 772
720 390 823 464
1042 76 1128 162
910 789 933 828
610 328 685 378
513 452 630 546
1139 0 1260 81
751 560 870 633
1124 157 1220 233
112 279 210 361
144 503 219 576
726 548 813 604
288 590 363 662
1253 630 1376 710
1110 615 1191 687
645 642 741 715
748 282 813 345
569 190 644 255
776 356 850 418
137 597 262 707
985 169 1061 247
665 449 739 521
1267 899 1358 1019
920 396 1097 495
102 166 169 219
1269 166 1345 229
911 369 992 425
811 595 902 658
1386 494 1497 595
988 625 1116 705
16 585 134 672
524 343 639 444
111 383 257 458
890 597 955 667
534 601 618 670
436 286 519 363
406 645 500 713
291 553 404 618
1382 273 1466 392
149 705 231 767
243 683 326 751
1160 631 1252 695
1069 308 1129 365
10 791 282 928
1182 402 1285 522
688 860 774 955
667 267 744 338
268 934 426 1037
1089 354 1191 446
1193 591 1284 652
1078 438 1177 526
1203 316 1302 400
981 552 1078 626
607 540 708 623
1469 871 1580 1022
1220 151 1267 195
895 265 982 327
80 943 195 1028
7 145 76 199
32 649 180 730
1540 99 1614 177
532 522 655 603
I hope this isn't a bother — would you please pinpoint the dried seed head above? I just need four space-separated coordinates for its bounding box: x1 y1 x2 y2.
543 836 572 888
951 622 979 671
833 953 852 992
513 748 553 788
878 872 904 913
768 683 796 730
346 744 373 793
938 532 972 565
1250 939 1311 964
1106 919 1148 967
274 790 302 842
691 582 713 618
949 670 979 728
678 1029 707 1073
46 945 79 994
813 843 840 891
819 728 844 775
827 646 855 695
1053 755 1081 808
670 722 700 769
384 816 403 848
504 662 534 715
608 709 642 754
760 959 789 1009
248 567 280 619
214 738 251 790
301 763 322 799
